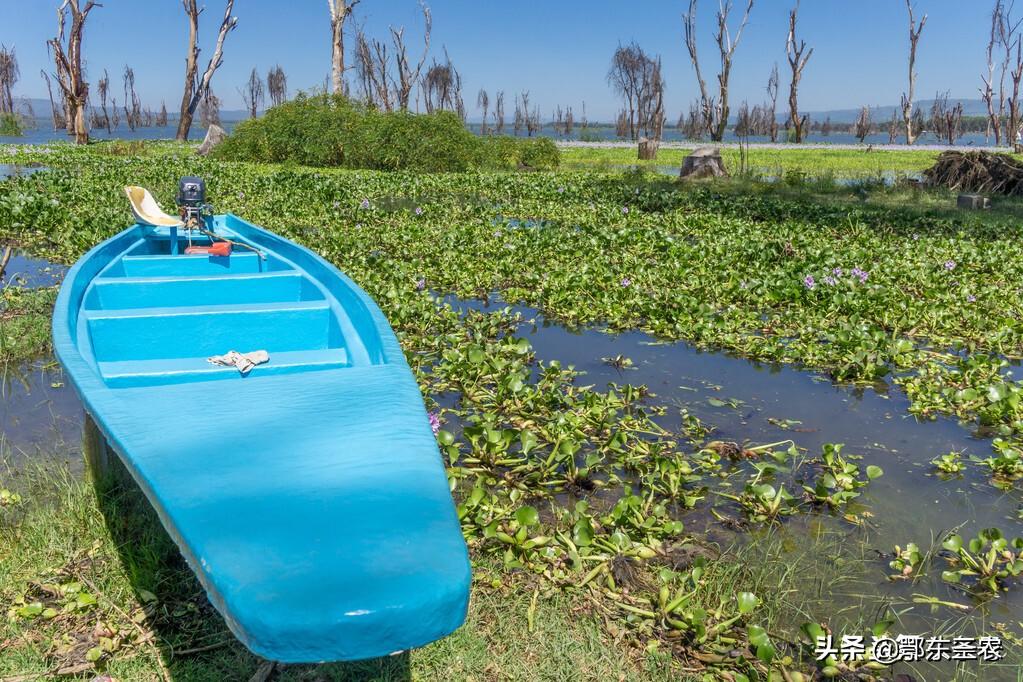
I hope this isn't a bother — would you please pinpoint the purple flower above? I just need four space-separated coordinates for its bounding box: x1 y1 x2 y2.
558 186 566 193
944 260 956 271
823 275 837 286
850 267 868 283
967 294 977 303
355 223 362 230
332 200 341 210
414 206 423 216
803 275 815 290
428 412 441 435
621 277 632 287
621 206 630 215
237 191 245 200
832 267 843 277
415 277 426 291
360 198 370 209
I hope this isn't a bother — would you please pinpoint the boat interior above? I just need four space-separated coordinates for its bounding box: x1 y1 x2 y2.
77 221 370 388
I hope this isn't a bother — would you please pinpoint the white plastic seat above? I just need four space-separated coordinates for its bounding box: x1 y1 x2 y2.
124 186 183 227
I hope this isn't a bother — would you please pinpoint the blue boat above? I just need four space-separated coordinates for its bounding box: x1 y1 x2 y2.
52 185 471 663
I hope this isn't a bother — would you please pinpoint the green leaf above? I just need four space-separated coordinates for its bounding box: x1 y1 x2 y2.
437 429 455 446
942 534 963 552
865 465 883 479
515 505 539 527
707 398 727 407
736 592 758 614
85 646 103 663
941 570 962 583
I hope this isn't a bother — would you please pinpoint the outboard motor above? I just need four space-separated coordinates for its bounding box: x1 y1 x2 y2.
176 176 207 227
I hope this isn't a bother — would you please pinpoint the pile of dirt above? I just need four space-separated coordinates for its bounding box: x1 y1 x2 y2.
923 150 1023 195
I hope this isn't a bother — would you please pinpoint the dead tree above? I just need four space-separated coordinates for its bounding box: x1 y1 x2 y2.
0 45 18 114
267 64 287 107
477 88 489 134
49 0 100 144
123 65 141 130
495 90 505 133
328 0 360 94
565 106 574 136
40 70 65 130
682 0 754 141
157 101 168 126
900 0 926 145
177 0 237 141
422 49 463 118
607 42 666 142
513 95 523 135
766 62 779 142
1000 3 1023 143
199 89 221 127
785 1 812 143
389 1 431 111
94 68 111 132
887 109 899 144
854 106 872 143
240 67 264 118
353 27 392 110
980 1 1006 144
110 96 119 128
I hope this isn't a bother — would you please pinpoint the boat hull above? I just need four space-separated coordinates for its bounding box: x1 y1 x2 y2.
53 214 470 662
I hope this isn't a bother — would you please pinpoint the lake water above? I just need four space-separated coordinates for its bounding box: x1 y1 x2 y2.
0 118 1003 149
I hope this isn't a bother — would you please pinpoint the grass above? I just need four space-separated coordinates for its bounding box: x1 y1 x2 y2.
559 145 941 176
1 287 56 362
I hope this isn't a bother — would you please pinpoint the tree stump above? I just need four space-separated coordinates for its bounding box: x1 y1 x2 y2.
196 124 228 156
679 147 728 180
956 193 990 210
638 137 659 160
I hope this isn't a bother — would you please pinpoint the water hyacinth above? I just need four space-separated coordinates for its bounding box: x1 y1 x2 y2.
621 277 632 288
360 198 370 209
850 267 868 283
621 206 629 215
415 277 426 291
945 260 956 271
428 412 440 435
822 275 837 286
803 275 815 290
414 206 423 216
832 267 843 277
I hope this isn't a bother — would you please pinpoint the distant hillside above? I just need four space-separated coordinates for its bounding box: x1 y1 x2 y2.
804 98 989 124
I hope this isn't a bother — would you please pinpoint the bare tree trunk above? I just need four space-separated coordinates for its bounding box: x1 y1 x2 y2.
785 1 812 143
49 0 99 145
981 1 1004 145
40 69 65 130
390 2 431 111
900 0 926 145
328 0 360 94
495 90 505 133
683 0 754 141
177 0 237 141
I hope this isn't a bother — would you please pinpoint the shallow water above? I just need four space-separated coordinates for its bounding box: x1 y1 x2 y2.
0 363 84 474
0 162 47 179
446 294 1023 679
1 252 67 289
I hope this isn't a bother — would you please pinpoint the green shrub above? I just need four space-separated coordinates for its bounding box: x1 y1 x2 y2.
215 93 557 172
0 113 23 137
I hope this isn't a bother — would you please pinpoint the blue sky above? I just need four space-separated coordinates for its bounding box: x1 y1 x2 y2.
0 1 1001 120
